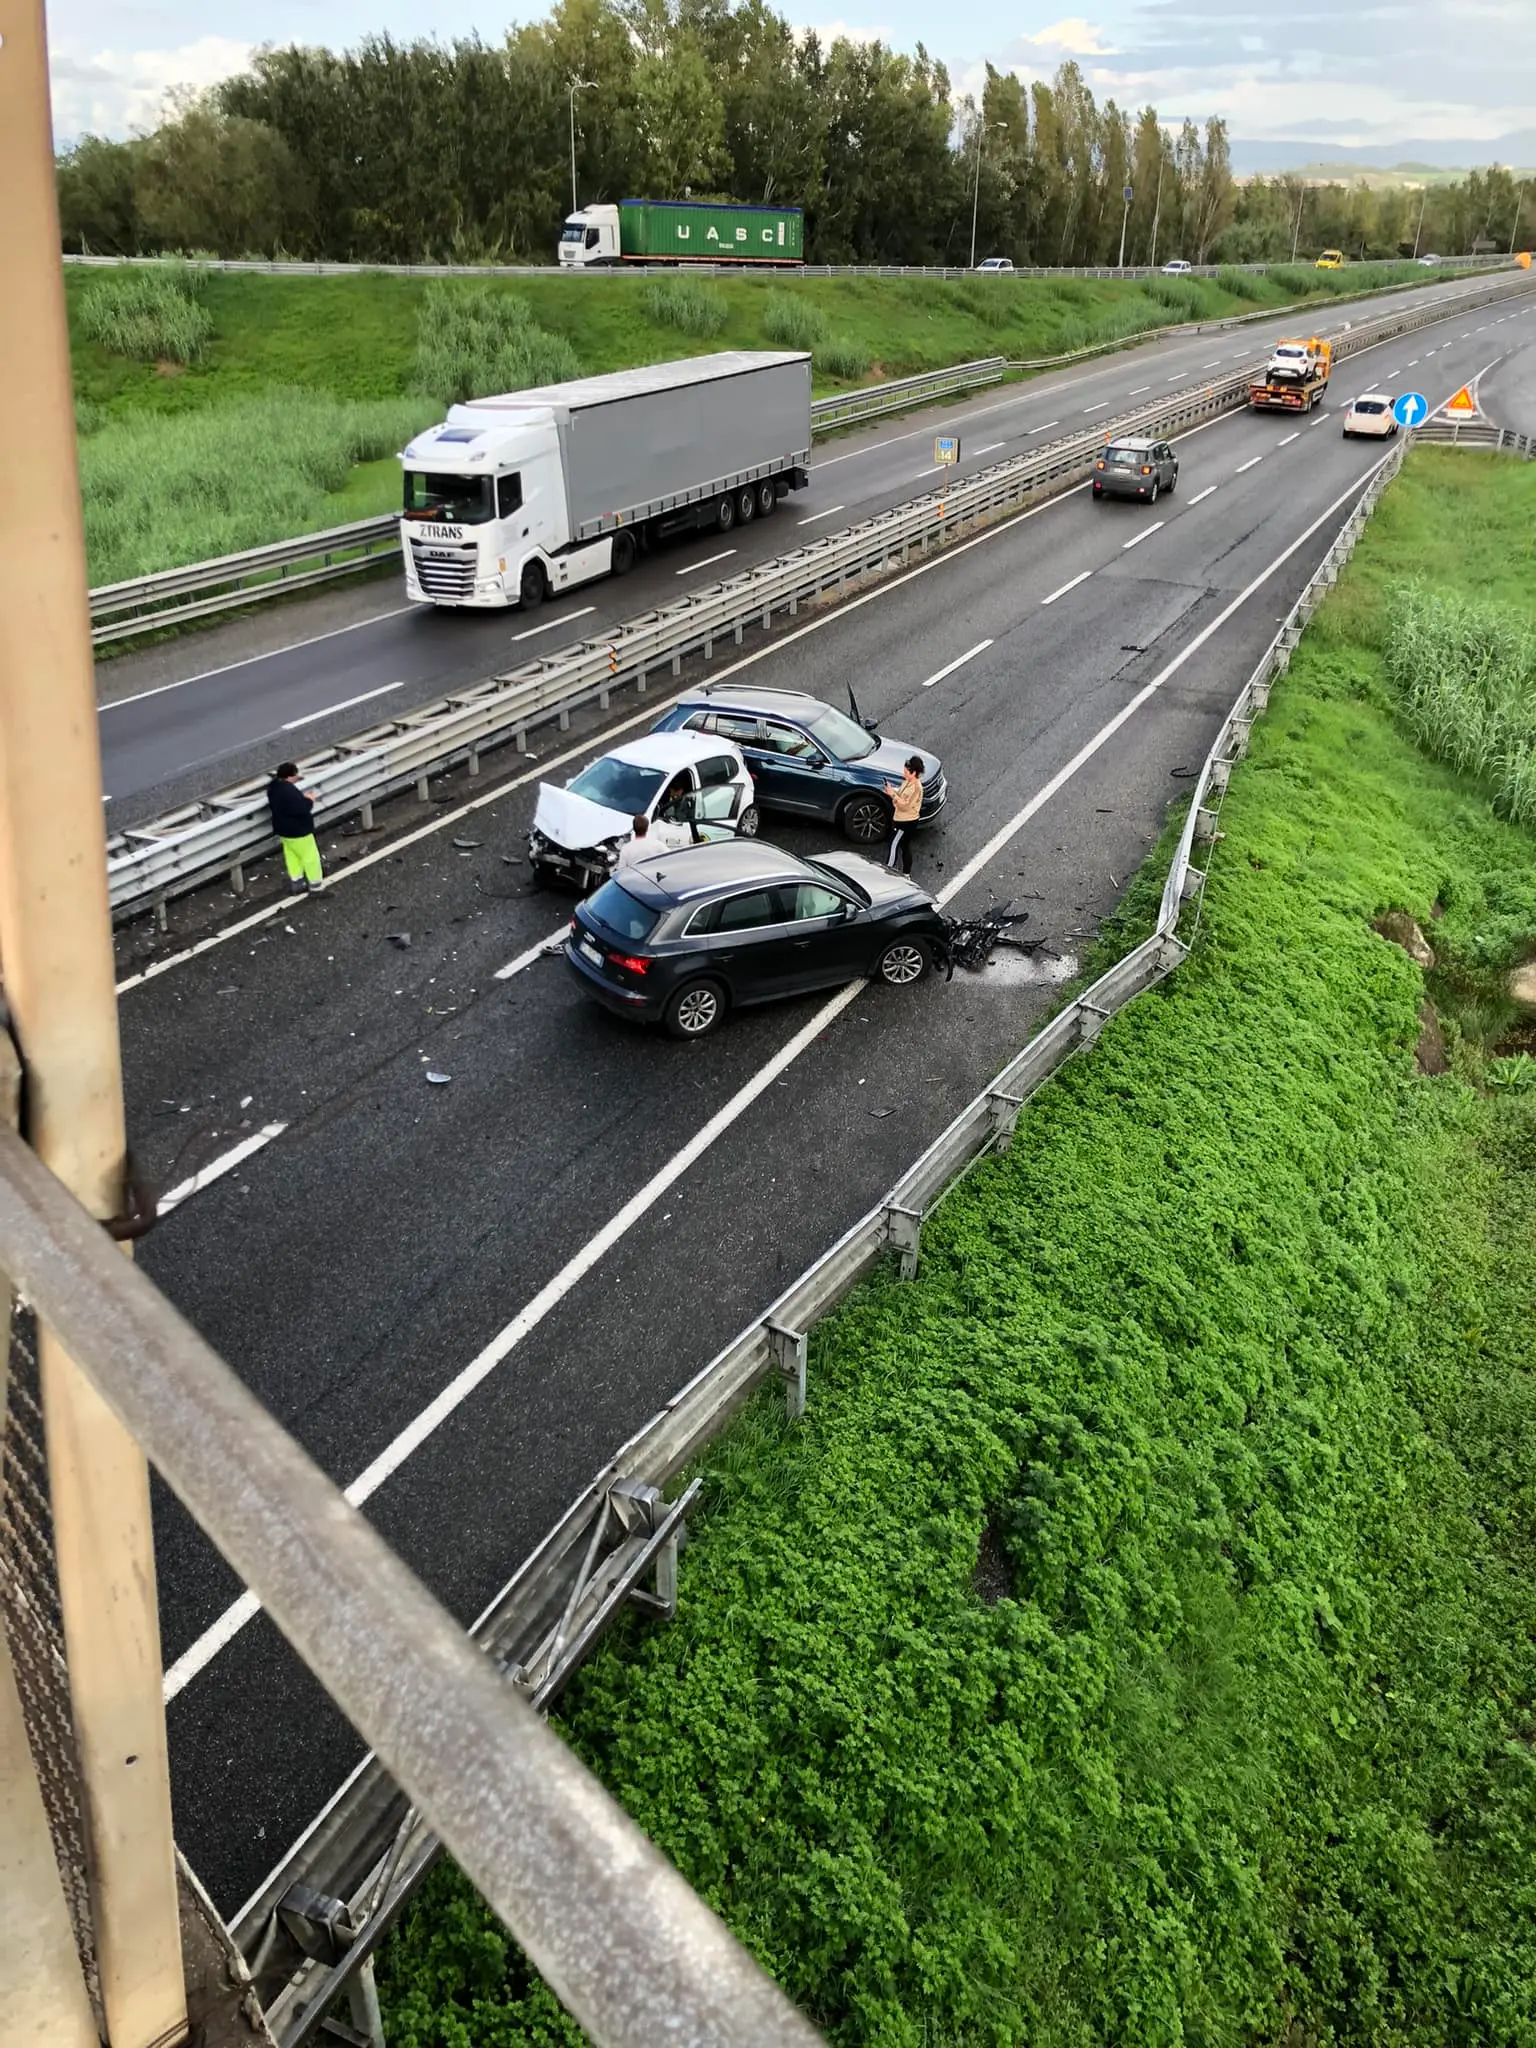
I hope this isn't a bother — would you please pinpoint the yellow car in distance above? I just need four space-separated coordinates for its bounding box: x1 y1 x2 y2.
1315 249 1345 269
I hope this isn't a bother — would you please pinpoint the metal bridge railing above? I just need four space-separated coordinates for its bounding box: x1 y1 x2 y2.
0 1112 823 2048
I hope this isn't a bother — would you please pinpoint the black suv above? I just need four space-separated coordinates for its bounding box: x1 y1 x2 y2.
566 838 949 1038
1092 436 1179 503
651 687 946 845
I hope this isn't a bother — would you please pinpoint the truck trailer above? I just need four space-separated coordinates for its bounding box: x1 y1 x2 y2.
1249 335 1332 412
558 199 804 268
399 351 812 612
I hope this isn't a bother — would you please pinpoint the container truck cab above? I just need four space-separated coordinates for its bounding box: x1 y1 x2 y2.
559 204 621 267
399 352 812 613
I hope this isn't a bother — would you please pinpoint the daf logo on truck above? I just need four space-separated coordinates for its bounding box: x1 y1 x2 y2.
399 352 812 614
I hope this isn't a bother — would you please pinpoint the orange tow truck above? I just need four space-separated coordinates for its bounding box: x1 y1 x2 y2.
1249 335 1332 413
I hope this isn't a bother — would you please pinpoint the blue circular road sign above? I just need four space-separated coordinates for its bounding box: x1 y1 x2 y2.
1393 391 1429 428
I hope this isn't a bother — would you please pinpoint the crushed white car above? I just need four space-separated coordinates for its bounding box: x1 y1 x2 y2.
528 731 757 892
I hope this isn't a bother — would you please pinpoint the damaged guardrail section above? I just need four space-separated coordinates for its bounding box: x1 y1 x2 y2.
106 269 1533 933
230 429 1409 2048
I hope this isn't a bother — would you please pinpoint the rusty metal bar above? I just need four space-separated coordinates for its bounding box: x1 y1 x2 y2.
0 6 188 2042
0 1122 823 2048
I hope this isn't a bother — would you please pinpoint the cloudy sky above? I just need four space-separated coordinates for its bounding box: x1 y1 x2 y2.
47 0 1536 159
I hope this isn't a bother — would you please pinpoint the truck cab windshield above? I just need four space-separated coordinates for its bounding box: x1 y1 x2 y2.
403 472 494 525
560 224 585 243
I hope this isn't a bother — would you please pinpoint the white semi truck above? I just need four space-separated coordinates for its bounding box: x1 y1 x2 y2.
399 351 812 612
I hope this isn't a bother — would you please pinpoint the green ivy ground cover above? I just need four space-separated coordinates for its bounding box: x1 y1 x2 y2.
378 447 1536 2045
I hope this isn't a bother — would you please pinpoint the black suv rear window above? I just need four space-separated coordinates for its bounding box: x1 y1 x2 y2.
585 881 657 941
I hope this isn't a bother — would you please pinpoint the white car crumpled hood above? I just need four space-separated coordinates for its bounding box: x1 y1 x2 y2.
532 783 632 852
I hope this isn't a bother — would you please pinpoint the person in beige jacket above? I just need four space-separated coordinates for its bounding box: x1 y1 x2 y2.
884 755 925 874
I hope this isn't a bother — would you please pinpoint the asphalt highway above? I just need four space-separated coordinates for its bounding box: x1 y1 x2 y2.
114 292 1536 1920
98 273 1532 824
1476 311 1536 436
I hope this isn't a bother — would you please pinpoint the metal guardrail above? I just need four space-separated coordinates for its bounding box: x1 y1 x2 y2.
229 397 1410 2048
104 267 1536 931
88 515 403 644
65 253 1518 282
87 362 1008 645
1413 417 1535 453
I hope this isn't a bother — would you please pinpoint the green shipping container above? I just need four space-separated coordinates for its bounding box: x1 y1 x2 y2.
619 199 803 264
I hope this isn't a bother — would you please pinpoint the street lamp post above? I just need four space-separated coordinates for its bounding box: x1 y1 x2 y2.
1117 182 1133 269
1412 186 1427 259
568 79 594 220
968 116 1005 270
1148 149 1165 266
1509 180 1528 257
1290 182 1306 262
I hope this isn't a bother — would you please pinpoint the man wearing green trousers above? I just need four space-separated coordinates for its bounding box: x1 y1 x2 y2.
265 762 324 894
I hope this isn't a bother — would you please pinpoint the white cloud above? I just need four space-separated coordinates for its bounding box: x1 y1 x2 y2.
50 35 253 143
1020 17 1121 56
794 19 893 49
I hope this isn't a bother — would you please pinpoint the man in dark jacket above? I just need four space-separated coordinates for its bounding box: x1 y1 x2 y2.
265 762 323 893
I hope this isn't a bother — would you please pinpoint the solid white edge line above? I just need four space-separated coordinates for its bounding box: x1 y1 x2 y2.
675 549 737 576
1041 569 1093 605
1121 520 1164 550
1187 485 1218 504
936 450 1394 908
513 606 595 641
919 638 993 688
98 605 421 713
160 437 1404 1700
161 976 867 1699
281 680 404 731
157 1123 288 1215
493 923 572 980
797 504 846 525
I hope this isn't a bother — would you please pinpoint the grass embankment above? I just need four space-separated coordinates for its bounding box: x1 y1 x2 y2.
71 260 1446 586
376 444 1536 2046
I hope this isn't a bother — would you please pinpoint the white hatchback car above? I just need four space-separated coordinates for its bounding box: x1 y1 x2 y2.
975 256 1014 273
1161 257 1193 275
1342 392 1399 439
529 731 757 892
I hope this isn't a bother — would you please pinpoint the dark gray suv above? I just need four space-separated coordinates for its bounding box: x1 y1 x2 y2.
1092 436 1179 504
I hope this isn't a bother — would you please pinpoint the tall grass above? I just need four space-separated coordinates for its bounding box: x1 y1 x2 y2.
813 336 871 379
1385 582 1536 825
642 277 728 338
412 282 580 404
76 264 213 364
761 291 828 349
1216 266 1269 302
80 390 434 586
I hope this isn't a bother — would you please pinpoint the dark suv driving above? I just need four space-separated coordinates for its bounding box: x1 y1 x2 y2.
566 838 949 1038
651 686 946 845
1092 436 1179 503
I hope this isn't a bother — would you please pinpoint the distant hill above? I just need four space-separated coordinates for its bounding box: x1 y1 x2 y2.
1232 134 1536 177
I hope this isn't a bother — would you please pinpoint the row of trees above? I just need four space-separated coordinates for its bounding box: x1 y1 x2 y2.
54 0 1533 270
56 0 1235 267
